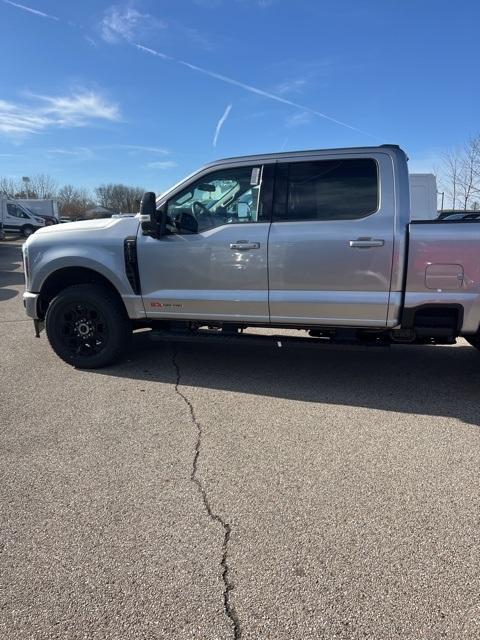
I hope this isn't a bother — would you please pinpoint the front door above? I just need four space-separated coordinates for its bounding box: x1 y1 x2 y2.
268 154 395 327
137 163 273 323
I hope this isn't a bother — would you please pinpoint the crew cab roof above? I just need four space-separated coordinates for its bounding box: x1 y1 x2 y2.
202 144 405 169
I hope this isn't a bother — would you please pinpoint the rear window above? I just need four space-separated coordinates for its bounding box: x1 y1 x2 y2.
275 158 378 222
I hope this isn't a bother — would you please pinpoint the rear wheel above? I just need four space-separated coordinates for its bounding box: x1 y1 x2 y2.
22 225 34 237
45 284 131 368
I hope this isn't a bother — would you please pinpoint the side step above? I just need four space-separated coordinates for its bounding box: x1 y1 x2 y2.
147 328 390 350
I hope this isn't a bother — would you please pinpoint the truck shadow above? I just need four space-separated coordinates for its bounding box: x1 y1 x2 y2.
97 332 480 428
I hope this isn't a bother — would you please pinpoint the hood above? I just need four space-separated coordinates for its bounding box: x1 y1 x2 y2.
35 216 138 235
24 215 140 249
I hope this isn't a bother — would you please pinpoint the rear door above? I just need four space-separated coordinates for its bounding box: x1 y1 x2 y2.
268 152 395 326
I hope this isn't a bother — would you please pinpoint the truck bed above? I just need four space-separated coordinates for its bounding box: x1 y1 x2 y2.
405 220 480 333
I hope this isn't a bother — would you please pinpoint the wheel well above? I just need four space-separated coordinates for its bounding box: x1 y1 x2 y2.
38 267 125 318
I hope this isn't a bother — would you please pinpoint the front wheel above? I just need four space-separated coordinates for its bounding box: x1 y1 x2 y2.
45 284 131 368
22 225 34 237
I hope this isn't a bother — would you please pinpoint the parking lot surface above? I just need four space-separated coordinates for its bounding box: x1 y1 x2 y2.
1 237 479 639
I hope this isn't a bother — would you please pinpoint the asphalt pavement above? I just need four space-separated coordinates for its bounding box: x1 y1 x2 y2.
1 237 479 639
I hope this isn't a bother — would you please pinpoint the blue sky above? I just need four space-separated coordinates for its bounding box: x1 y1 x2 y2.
1 0 479 194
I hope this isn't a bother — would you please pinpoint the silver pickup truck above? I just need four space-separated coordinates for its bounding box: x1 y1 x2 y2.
22 144 480 368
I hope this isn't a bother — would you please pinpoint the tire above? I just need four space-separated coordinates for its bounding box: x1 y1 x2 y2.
22 225 34 237
45 284 131 368
466 336 480 350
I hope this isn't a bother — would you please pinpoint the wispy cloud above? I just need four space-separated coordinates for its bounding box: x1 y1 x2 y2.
134 44 376 138
0 91 120 138
45 144 170 160
195 0 275 7
213 104 232 148
35 92 120 123
147 160 178 169
1 0 59 20
285 111 312 128
275 78 308 96
110 144 169 155
101 4 165 43
47 147 94 158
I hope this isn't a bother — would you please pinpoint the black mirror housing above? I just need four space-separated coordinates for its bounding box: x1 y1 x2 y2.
140 192 159 236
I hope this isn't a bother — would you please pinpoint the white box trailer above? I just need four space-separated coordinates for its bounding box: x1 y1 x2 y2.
409 173 438 221
15 198 58 222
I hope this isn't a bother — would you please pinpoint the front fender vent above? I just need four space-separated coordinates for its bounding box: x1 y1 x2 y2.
124 237 141 295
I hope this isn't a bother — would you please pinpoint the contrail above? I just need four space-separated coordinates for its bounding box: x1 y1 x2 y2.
134 43 376 139
213 104 232 147
2 0 59 20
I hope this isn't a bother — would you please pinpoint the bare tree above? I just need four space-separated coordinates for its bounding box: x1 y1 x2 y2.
95 183 144 213
439 135 480 210
22 174 58 199
0 177 17 198
457 136 480 210
440 149 462 209
57 184 93 219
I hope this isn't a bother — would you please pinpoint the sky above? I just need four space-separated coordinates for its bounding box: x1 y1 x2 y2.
0 0 479 195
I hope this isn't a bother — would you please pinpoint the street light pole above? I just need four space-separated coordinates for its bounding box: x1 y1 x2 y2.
22 176 30 199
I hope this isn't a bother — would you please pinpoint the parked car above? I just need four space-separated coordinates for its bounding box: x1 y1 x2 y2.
1 198 45 237
440 212 480 222
22 144 480 368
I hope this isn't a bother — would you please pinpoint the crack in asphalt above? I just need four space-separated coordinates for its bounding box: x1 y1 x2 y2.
171 346 241 640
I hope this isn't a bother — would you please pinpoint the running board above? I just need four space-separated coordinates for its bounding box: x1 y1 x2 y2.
147 329 390 350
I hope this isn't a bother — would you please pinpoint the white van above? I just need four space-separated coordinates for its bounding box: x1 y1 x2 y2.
0 198 45 237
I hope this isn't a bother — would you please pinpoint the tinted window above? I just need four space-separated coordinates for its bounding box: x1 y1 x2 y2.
275 158 378 222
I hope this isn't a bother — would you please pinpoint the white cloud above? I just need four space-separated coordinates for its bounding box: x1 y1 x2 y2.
275 78 308 96
47 147 91 154
113 144 169 155
101 5 165 43
285 111 312 128
147 160 178 169
213 104 232 147
1 0 58 21
0 91 120 138
44 144 170 162
195 0 275 7
35 92 120 123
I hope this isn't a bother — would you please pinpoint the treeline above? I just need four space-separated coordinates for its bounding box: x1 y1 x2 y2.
438 135 480 211
0 174 145 219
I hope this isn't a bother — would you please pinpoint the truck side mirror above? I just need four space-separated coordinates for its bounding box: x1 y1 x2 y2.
140 192 159 236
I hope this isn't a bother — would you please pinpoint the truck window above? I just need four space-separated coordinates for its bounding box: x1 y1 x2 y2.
167 165 267 232
274 158 378 222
